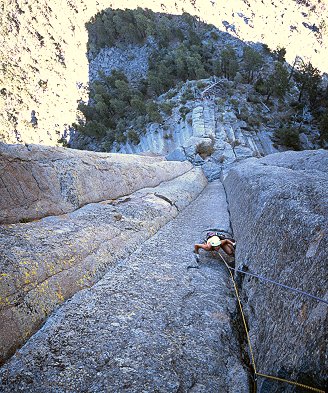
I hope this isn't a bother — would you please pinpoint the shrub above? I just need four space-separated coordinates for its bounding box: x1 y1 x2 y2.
210 31 219 40
196 139 215 158
230 98 239 107
57 137 68 147
262 43 272 54
197 81 207 89
160 101 175 116
247 94 261 104
273 127 301 150
181 88 194 101
179 106 191 120
319 112 328 143
166 89 177 99
127 129 140 145
146 102 163 123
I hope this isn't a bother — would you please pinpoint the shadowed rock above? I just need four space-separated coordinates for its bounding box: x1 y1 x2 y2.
224 149 328 392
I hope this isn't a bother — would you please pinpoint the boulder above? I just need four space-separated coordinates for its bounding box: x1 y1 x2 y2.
0 167 207 365
224 150 327 392
0 143 192 224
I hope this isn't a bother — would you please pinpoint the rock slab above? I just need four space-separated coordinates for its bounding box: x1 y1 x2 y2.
0 181 248 392
0 143 192 224
224 149 328 392
0 167 206 366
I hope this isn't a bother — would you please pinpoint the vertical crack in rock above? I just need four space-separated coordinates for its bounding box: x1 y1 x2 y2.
221 176 256 389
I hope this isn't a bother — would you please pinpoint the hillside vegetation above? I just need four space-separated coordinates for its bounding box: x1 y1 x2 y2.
71 8 328 151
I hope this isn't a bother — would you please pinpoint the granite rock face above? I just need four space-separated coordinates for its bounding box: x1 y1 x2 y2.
0 143 192 224
0 166 207 366
224 150 328 392
1 0 327 145
0 181 248 392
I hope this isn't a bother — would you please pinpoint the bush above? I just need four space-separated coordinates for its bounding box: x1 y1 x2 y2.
179 106 191 120
247 94 261 104
254 77 267 95
181 88 194 101
166 89 177 99
210 31 219 40
262 43 272 54
273 127 301 150
196 81 207 89
319 112 328 143
230 98 239 107
127 129 141 145
290 101 305 111
146 102 163 123
196 139 215 158
160 101 175 116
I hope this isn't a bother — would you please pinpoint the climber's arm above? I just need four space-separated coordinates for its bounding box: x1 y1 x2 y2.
194 242 211 254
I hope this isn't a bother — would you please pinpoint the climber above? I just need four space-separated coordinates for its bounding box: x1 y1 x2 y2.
193 233 235 262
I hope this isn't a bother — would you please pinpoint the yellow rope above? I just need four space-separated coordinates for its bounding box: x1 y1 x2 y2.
218 253 325 393
255 372 325 393
223 258 257 373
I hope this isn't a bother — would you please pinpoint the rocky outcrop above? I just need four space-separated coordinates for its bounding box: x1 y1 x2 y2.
224 150 327 392
0 165 207 366
0 181 249 392
1 0 327 145
0 143 192 224
116 80 280 182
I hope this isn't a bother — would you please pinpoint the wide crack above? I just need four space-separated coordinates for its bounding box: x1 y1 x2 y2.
221 178 255 392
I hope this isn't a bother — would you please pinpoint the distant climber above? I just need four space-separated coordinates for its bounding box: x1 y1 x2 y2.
193 230 235 262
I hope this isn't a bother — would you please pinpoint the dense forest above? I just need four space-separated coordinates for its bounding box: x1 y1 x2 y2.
71 8 328 151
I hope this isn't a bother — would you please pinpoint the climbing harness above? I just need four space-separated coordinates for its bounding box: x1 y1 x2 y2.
217 253 326 393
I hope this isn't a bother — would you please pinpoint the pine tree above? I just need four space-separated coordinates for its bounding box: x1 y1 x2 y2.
219 46 238 80
294 61 321 109
242 46 264 83
266 62 290 101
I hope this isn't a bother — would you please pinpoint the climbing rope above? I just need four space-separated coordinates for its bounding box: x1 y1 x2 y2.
229 265 328 305
217 253 325 393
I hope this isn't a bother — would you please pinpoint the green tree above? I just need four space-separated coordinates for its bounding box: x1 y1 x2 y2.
219 45 238 80
79 120 107 138
319 113 328 143
130 96 146 115
242 46 264 83
134 8 154 40
273 127 300 150
146 102 163 123
266 62 290 101
273 46 286 62
294 60 321 107
114 80 133 103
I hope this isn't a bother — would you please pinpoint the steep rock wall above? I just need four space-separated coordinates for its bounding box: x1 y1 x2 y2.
224 150 327 391
0 143 192 224
1 0 327 145
0 165 207 365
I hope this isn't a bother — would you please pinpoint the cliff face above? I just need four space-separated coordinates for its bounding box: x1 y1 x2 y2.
224 150 327 391
0 144 207 365
1 0 327 146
